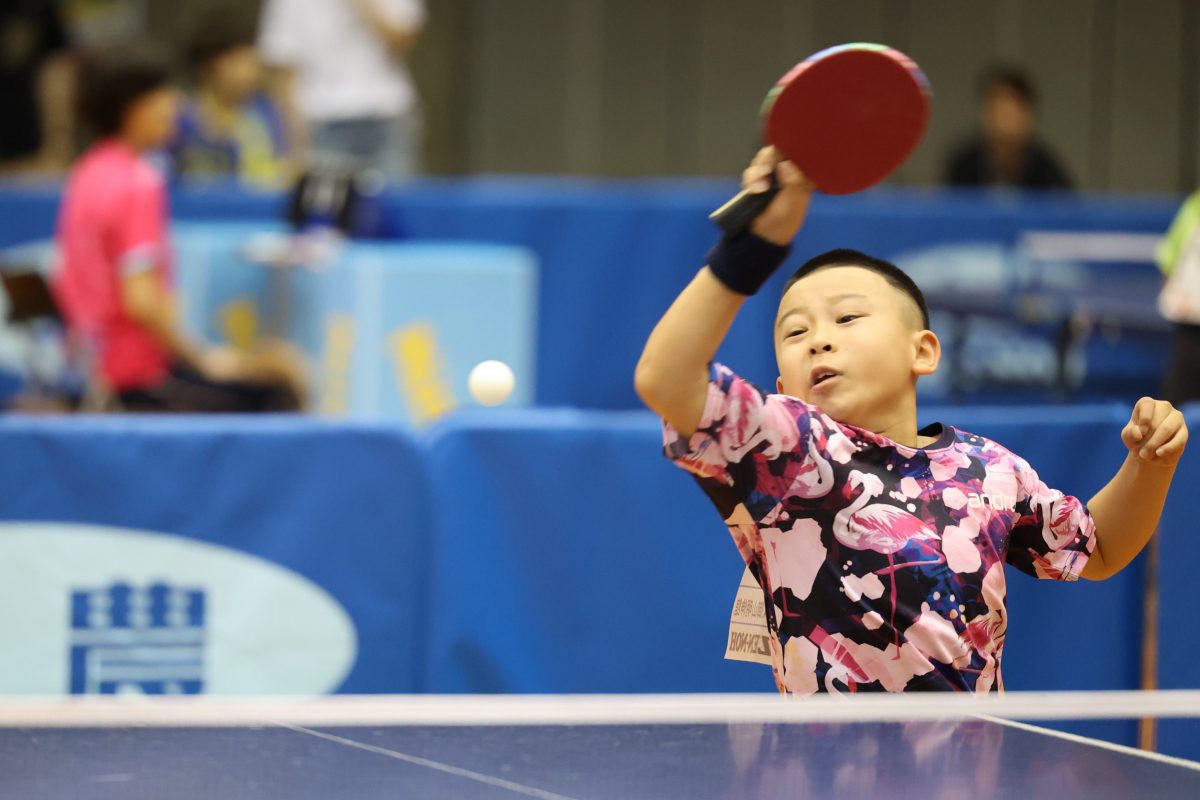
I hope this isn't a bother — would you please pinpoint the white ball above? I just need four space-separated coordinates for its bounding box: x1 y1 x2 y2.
467 360 515 406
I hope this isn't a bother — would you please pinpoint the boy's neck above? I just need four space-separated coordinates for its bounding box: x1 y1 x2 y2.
879 422 939 449
864 396 936 449
114 133 148 155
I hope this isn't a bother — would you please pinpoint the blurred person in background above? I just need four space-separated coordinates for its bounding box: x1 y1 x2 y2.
0 0 75 176
58 0 147 48
169 12 290 188
53 44 305 412
257 0 425 180
943 65 1073 191
1156 192 1200 405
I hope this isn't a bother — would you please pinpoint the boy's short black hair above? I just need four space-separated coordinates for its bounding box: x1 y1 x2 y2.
78 44 175 138
977 65 1037 108
782 248 930 330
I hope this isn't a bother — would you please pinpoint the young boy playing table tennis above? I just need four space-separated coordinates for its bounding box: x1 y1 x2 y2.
635 147 1188 694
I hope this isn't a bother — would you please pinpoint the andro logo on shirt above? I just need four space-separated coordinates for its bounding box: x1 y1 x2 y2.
967 492 1017 512
0 522 357 695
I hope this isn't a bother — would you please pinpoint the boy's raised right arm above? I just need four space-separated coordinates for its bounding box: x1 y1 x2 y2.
634 148 814 438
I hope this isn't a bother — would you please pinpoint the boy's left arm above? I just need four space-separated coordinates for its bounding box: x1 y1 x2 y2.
1082 397 1189 580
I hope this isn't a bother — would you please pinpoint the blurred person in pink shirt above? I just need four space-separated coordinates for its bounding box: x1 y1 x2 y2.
53 45 304 412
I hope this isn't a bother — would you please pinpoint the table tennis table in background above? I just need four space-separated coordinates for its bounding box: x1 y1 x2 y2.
4 694 1199 799
917 231 1171 400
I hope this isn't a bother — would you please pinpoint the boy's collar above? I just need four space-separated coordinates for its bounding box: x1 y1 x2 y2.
915 422 955 450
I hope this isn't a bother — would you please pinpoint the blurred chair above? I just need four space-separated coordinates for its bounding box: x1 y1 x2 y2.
0 265 114 411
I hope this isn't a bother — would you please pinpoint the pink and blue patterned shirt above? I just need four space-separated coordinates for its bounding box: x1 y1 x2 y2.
663 363 1096 694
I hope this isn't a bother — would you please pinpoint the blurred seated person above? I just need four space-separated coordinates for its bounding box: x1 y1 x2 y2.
169 15 290 188
943 66 1073 191
53 45 305 412
0 0 75 176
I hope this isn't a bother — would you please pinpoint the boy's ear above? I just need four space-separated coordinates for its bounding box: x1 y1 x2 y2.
913 329 941 377
776 376 784 393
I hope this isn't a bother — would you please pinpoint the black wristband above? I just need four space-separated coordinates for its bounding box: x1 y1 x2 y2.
704 231 792 295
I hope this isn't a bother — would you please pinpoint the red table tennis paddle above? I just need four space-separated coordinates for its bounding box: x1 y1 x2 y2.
711 43 931 234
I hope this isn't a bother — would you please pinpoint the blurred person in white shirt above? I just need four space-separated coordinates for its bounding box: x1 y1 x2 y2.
258 0 424 180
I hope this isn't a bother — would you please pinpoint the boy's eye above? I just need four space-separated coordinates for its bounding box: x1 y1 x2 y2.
837 314 860 324
787 329 807 339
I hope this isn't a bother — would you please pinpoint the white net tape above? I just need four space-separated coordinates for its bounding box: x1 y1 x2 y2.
2 690 1199 728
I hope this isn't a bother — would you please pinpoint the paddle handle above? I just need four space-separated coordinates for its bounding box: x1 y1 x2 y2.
709 173 781 236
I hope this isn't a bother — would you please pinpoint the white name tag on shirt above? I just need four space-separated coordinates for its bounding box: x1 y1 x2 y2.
725 565 774 665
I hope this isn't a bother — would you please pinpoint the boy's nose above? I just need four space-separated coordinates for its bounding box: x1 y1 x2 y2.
809 341 834 355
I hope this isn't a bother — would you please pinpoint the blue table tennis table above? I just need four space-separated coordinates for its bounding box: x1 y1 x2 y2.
914 231 1172 401
4 695 1199 799
926 281 1170 400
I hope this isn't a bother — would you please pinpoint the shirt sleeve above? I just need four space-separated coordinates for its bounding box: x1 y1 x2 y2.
943 140 982 186
111 171 168 278
662 362 812 493
1157 192 1200 277
1030 145 1073 190
1005 466 1096 581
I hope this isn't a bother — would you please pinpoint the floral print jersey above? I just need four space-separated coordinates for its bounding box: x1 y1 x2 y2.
663 363 1096 695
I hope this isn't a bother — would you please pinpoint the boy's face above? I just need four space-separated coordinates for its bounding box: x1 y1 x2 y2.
207 45 262 105
982 85 1034 147
122 86 180 151
774 265 939 430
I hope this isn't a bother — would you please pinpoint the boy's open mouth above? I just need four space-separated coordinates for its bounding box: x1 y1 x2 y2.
810 367 840 388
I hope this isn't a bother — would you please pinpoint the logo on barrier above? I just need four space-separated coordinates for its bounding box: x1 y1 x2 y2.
0 522 357 695
390 322 458 423
69 581 206 695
